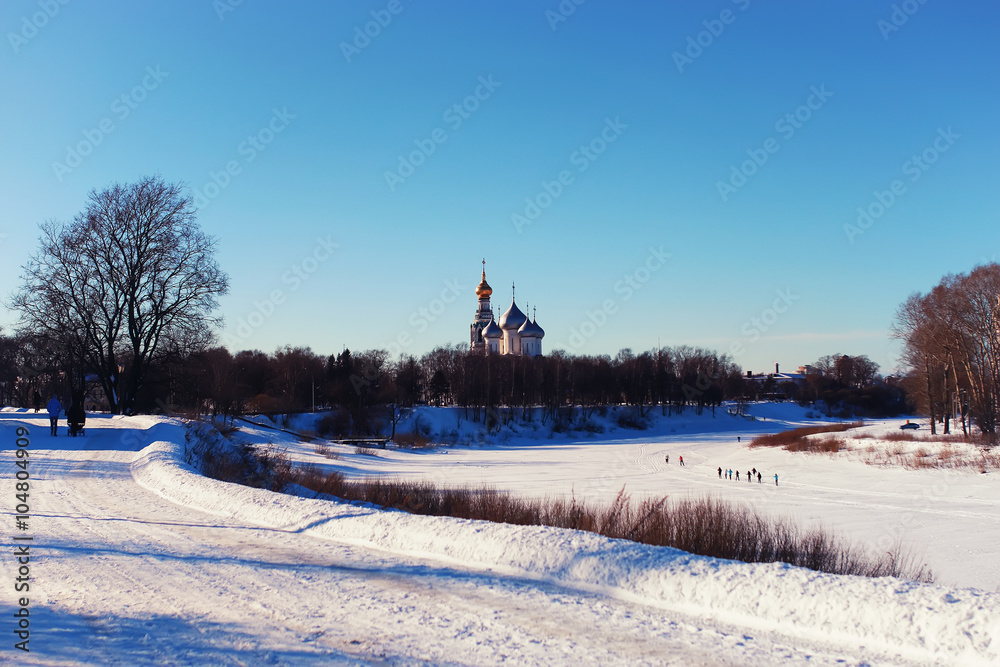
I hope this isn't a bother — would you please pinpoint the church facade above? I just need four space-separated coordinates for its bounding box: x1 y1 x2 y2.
469 261 545 357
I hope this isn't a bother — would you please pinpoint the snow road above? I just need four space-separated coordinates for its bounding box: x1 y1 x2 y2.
1 409 997 665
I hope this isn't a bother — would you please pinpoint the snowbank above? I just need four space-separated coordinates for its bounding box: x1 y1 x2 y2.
131 427 1000 665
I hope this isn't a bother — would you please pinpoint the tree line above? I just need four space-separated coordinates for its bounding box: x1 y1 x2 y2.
140 344 746 434
0 330 907 438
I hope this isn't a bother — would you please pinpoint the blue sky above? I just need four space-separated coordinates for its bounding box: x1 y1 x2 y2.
1 0 997 374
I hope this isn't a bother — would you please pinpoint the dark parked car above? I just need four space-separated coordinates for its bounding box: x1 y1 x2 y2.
900 422 919 430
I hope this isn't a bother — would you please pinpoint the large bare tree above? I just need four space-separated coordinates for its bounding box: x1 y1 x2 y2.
11 176 228 414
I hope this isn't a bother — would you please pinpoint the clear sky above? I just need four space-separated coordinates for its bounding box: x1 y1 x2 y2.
1 1 997 374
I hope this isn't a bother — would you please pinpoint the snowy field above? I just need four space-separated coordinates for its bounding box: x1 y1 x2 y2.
1 404 998 665
258 403 1000 592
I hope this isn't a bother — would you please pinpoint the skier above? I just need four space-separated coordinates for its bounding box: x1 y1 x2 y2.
679 455 684 467
774 473 779 486
717 466 722 479
46 395 62 437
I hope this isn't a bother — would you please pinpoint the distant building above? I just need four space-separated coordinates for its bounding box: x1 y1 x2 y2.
469 260 545 357
746 363 807 385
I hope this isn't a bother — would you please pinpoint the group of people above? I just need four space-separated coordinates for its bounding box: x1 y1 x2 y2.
32 391 86 437
718 466 778 486
664 454 777 485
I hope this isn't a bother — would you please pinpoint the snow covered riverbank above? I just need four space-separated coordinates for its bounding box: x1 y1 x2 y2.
3 404 998 665
133 426 1000 665
242 403 1000 591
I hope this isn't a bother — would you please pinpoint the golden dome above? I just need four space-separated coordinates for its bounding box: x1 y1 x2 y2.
475 259 492 298
476 269 492 298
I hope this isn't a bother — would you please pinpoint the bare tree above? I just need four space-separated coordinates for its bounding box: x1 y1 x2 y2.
10 176 228 414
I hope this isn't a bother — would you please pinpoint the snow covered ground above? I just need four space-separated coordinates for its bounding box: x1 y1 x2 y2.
255 403 1000 592
1 404 998 665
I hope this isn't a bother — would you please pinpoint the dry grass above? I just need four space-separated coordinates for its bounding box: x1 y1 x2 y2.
392 431 433 448
750 422 862 453
289 468 933 583
187 424 292 492
312 442 339 459
847 429 1000 471
854 430 985 444
860 443 1000 472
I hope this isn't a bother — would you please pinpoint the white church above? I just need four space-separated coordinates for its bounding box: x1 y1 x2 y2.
469 261 545 357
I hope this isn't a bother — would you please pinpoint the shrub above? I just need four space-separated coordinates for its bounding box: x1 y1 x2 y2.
317 410 350 438
294 464 347 497
185 422 292 492
616 410 648 430
750 422 862 452
412 414 432 438
393 431 432 448
313 442 339 459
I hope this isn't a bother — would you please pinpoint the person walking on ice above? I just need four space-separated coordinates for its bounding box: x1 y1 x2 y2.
717 466 722 479
774 473 779 486
736 470 740 481
679 456 684 466
46 395 62 436
757 471 762 483
665 455 669 464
